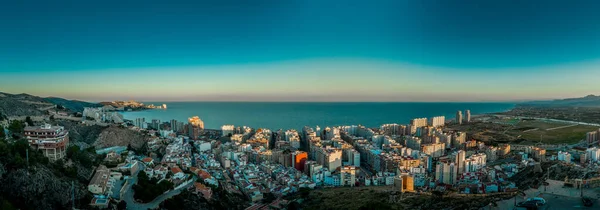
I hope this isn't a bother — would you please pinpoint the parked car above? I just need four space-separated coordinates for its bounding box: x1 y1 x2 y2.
527 197 546 205
517 201 541 210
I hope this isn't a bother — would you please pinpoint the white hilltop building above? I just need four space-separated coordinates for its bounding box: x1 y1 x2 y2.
83 107 124 123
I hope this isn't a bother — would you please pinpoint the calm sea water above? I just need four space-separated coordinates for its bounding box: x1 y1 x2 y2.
121 102 514 130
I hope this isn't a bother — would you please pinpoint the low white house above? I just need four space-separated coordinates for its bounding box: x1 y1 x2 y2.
171 166 185 180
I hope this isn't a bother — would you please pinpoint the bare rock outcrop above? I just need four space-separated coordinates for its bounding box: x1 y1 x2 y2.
94 126 147 149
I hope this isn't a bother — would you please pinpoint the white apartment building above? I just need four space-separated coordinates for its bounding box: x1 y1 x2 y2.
421 143 445 158
410 118 428 128
557 151 571 164
586 147 600 162
429 116 445 127
436 161 458 185
465 110 471 123
464 153 486 172
221 125 235 137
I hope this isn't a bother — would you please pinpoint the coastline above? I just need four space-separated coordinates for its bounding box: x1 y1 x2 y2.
120 102 516 130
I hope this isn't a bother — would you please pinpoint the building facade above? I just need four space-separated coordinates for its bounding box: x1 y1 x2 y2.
24 124 69 161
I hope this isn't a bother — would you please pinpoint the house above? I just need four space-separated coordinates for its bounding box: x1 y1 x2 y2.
198 169 218 187
142 157 154 166
88 165 111 195
118 161 139 174
153 165 169 179
193 182 213 200
105 151 121 162
144 166 154 177
171 166 185 180
110 172 123 180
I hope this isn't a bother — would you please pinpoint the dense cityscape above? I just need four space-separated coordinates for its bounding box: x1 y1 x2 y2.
3 2 600 209
3 98 597 210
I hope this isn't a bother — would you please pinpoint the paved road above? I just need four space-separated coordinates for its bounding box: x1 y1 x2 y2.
487 193 598 210
484 180 600 210
122 163 197 210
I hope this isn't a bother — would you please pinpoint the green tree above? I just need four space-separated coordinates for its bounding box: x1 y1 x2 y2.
25 116 34 126
0 198 17 210
263 192 276 203
11 139 29 158
133 171 174 202
66 145 80 159
298 187 310 199
0 140 9 161
49 115 55 121
0 127 5 140
8 120 25 137
117 200 127 210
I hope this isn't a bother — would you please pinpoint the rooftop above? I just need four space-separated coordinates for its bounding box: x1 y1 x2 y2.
171 166 183 174
24 124 63 132
89 165 110 189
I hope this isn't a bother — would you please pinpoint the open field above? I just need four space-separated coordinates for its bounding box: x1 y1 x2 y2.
504 106 600 125
447 117 599 145
290 186 514 210
507 120 599 145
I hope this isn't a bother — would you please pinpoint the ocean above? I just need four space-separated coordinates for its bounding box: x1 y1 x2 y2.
121 102 515 130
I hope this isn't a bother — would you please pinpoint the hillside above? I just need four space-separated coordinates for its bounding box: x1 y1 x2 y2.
0 93 49 117
94 125 148 150
521 94 600 107
0 92 101 116
45 97 101 112
0 92 150 209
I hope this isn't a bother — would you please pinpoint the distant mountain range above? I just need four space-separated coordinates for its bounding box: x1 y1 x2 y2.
520 94 600 107
0 92 100 116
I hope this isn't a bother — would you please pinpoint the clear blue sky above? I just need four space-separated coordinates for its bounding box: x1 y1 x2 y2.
1 0 599 102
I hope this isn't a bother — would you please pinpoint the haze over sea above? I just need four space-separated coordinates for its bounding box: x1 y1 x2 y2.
121 102 514 130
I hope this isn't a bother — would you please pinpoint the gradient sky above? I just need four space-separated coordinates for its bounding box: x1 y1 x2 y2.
1 0 600 102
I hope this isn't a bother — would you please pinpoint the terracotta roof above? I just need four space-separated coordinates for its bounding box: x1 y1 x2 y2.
142 157 153 163
198 170 212 179
194 182 210 191
171 167 183 174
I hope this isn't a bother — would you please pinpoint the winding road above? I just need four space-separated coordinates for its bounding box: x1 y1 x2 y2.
121 162 197 210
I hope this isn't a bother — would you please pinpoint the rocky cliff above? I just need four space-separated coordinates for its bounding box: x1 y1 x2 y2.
58 121 107 146
94 126 147 149
1 164 90 210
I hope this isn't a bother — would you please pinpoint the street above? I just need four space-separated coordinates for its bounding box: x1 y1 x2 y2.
489 193 598 210
486 180 600 210
121 162 197 210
